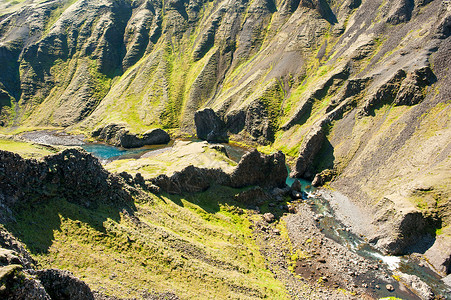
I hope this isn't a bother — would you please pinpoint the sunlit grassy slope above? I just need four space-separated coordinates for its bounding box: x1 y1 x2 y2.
7 187 288 299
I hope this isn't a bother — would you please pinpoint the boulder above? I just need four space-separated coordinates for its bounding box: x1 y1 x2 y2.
263 213 275 223
33 269 94 300
92 124 170 148
291 179 302 192
229 150 288 189
291 125 325 179
194 108 228 142
119 128 170 148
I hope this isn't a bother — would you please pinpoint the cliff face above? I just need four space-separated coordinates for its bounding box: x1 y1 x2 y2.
0 0 450 257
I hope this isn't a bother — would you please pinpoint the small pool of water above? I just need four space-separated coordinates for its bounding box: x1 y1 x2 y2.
81 142 172 161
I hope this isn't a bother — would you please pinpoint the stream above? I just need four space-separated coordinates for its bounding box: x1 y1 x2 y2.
80 141 450 299
301 190 450 299
23 130 449 299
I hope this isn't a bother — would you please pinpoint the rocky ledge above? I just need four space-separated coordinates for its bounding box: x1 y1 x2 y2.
151 149 288 194
0 148 133 217
92 124 170 148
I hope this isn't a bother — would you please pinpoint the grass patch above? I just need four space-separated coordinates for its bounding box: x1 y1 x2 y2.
6 187 288 299
0 138 55 158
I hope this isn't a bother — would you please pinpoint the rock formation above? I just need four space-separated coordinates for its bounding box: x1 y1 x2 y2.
0 149 132 211
151 149 288 194
92 124 170 148
0 0 450 284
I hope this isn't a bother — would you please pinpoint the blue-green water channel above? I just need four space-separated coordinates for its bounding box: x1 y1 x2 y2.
82 141 449 299
81 142 173 161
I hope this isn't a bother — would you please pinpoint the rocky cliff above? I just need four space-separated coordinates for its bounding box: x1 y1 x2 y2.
0 0 450 269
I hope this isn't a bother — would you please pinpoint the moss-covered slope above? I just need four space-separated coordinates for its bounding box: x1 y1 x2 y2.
0 0 450 266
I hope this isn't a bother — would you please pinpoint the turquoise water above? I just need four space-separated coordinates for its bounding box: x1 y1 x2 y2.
81 144 129 160
82 140 247 162
81 143 171 160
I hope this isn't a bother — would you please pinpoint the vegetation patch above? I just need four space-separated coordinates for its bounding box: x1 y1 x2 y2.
6 187 287 299
0 138 55 158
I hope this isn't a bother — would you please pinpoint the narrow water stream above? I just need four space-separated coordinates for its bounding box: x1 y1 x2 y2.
82 140 450 299
291 182 450 299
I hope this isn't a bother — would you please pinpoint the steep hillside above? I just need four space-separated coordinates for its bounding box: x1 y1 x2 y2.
0 0 450 270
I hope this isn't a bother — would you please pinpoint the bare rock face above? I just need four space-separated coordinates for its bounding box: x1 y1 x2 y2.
370 196 435 255
291 125 325 179
424 234 451 275
229 149 288 189
194 108 228 142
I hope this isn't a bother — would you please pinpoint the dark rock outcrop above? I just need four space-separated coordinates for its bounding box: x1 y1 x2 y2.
119 128 170 148
0 149 132 209
244 100 274 144
92 124 170 148
393 67 436 106
32 269 95 300
359 69 407 117
234 187 271 205
224 110 246 134
0 233 95 300
312 169 335 187
229 150 287 189
194 108 228 142
91 124 127 145
387 0 414 25
152 149 288 194
151 166 229 194
291 125 325 179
